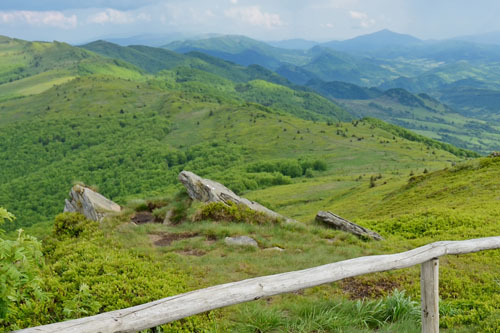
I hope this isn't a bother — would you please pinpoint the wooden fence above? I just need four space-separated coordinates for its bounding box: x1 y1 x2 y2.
16 236 500 333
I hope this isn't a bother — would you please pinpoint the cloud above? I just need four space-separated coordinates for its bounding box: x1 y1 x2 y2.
349 10 375 28
0 0 159 11
87 8 149 24
0 10 77 28
313 0 359 9
224 6 284 28
230 0 238 4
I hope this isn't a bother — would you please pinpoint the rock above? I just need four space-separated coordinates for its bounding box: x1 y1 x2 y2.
316 211 383 241
263 247 284 252
224 236 258 247
178 170 296 223
64 185 121 222
163 209 174 225
489 151 500 157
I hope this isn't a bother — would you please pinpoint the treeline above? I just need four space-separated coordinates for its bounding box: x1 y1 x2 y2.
247 159 327 178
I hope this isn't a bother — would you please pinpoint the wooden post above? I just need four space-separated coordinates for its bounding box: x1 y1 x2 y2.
421 258 439 333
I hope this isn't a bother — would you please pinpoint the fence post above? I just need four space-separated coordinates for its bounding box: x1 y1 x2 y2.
421 258 439 333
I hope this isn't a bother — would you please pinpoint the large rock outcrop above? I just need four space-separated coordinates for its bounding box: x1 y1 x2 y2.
316 211 383 241
64 185 121 222
178 171 295 223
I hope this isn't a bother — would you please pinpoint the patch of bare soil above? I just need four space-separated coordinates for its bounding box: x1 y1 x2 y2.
340 276 401 299
131 211 156 224
149 232 199 247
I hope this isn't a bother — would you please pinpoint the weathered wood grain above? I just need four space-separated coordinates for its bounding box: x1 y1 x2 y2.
421 258 439 333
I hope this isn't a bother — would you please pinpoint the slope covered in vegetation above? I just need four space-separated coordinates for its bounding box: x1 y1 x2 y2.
0 36 144 101
1 36 497 332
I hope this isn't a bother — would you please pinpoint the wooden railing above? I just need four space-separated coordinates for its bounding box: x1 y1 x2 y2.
16 236 500 333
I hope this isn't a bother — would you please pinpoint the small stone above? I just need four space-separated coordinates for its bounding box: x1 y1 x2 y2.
263 247 284 252
224 236 258 247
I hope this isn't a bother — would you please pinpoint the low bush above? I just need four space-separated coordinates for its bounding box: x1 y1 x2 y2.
196 201 281 225
53 212 97 238
3 214 214 331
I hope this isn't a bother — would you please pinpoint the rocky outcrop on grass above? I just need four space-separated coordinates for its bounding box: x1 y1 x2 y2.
178 170 296 223
316 211 383 241
64 185 121 222
224 236 258 247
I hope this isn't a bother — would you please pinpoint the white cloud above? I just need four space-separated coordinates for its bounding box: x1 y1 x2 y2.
349 10 375 28
324 23 334 28
87 8 149 24
225 6 283 28
230 0 238 4
0 10 77 29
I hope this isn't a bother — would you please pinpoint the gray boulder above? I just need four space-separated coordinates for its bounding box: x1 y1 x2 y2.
64 185 121 222
178 171 295 223
224 236 258 247
316 211 383 241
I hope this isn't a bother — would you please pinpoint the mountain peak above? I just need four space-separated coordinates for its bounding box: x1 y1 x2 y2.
345 29 422 44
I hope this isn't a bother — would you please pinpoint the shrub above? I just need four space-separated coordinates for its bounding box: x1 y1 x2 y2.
169 191 192 224
53 212 97 238
0 208 47 323
196 201 280 224
3 216 214 331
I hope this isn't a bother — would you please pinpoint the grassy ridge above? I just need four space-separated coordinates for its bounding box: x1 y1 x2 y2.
0 71 468 229
0 36 145 101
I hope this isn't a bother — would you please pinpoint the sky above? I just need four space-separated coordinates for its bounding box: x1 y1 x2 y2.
1 0 499 44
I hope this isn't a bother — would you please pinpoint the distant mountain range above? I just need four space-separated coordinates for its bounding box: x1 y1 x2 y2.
453 31 500 46
163 30 500 122
79 37 500 154
266 39 319 50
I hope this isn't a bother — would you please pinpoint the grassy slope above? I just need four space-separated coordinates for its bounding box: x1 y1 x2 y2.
0 36 145 101
0 70 470 230
333 89 500 154
76 156 500 332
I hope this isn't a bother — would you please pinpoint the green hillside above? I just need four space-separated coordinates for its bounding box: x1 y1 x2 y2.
2 36 498 332
333 88 500 154
81 40 293 86
164 35 399 86
0 36 145 101
81 40 187 73
81 38 500 154
164 34 310 69
0 72 465 230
